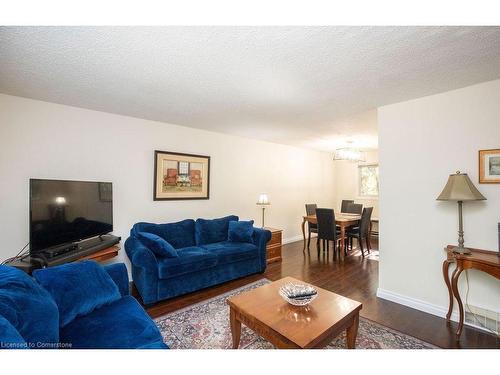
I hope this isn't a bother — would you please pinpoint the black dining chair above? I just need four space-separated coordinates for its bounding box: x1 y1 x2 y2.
341 200 354 213
305 203 318 249
315 208 342 256
345 202 363 215
346 207 374 257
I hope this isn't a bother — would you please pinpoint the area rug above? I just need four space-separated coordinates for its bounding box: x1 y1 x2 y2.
155 279 436 349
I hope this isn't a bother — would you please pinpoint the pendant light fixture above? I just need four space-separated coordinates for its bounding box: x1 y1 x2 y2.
333 141 366 162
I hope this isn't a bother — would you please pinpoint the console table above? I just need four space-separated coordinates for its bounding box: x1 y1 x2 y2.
442 245 500 339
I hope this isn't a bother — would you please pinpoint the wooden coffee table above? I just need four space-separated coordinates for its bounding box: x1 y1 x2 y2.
227 277 362 349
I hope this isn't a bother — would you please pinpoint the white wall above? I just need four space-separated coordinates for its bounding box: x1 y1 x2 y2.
0 94 336 270
333 150 379 218
378 79 500 317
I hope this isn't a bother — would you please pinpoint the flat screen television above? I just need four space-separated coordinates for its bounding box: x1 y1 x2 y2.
30 179 113 254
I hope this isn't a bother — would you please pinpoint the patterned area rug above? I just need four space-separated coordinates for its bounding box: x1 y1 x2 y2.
155 279 436 349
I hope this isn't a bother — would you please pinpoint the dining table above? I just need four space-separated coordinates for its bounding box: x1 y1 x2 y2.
301 213 361 261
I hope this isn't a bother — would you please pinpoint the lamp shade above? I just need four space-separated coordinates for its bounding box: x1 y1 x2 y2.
436 171 486 201
256 193 270 205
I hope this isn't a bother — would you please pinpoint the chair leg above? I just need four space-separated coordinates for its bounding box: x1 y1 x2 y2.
307 230 311 249
358 235 365 257
366 234 371 253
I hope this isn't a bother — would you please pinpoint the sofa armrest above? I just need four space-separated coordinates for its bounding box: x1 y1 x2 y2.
252 227 272 271
104 263 130 297
124 236 160 305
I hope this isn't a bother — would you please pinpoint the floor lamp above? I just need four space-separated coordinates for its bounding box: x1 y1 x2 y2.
256 194 270 228
436 171 486 254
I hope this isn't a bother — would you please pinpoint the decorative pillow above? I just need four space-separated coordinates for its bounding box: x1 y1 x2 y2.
195 215 239 245
33 261 121 328
131 219 196 249
228 220 255 243
0 265 59 346
136 232 178 258
0 315 27 349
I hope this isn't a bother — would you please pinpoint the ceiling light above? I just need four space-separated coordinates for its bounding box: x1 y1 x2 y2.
333 147 366 162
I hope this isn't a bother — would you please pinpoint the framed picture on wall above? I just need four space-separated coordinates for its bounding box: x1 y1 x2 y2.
479 149 500 183
154 150 210 200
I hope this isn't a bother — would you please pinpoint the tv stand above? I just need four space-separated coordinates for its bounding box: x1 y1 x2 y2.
7 235 121 273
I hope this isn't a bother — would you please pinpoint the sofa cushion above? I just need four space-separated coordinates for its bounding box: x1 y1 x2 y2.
0 315 27 349
60 295 167 349
132 219 195 249
33 261 121 328
136 232 178 258
0 265 59 346
158 246 218 279
200 241 258 265
195 215 239 245
228 220 255 243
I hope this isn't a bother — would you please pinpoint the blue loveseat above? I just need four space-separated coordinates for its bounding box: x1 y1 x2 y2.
125 215 271 305
0 261 167 349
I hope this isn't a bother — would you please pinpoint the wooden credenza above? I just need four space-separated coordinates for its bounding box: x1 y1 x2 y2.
7 245 120 274
79 245 120 263
265 227 282 263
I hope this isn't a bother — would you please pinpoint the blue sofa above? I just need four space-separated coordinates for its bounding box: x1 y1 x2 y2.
0 261 167 349
125 215 271 305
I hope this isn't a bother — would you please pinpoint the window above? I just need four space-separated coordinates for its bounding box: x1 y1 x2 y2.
359 164 379 197
178 161 189 175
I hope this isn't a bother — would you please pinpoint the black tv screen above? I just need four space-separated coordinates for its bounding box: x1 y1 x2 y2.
30 179 113 254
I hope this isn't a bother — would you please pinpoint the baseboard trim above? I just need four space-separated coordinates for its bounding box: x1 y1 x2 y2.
376 288 494 334
376 288 459 322
283 235 304 245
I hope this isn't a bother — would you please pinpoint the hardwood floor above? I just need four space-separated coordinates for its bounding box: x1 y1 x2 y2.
142 238 500 349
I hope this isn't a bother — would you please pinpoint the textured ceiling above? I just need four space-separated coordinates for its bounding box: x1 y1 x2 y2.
1 26 500 151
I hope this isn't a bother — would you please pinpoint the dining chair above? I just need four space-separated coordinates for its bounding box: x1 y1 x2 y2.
346 207 374 257
341 200 354 213
315 208 342 256
305 203 318 249
345 202 363 215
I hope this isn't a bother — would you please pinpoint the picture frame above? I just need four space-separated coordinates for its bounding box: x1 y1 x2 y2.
479 149 500 184
154 150 210 200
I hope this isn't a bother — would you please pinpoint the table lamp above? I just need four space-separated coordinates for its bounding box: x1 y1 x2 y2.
436 171 486 254
256 193 270 228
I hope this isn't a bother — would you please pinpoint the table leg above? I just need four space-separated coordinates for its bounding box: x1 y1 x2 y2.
339 224 346 261
230 307 241 349
442 259 454 322
451 265 464 339
346 313 359 349
367 221 372 252
301 218 307 251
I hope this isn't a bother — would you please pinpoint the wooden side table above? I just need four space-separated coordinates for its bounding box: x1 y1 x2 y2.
264 227 282 263
442 245 500 339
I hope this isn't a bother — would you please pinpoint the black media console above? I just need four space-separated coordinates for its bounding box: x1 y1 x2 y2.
7 234 121 273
